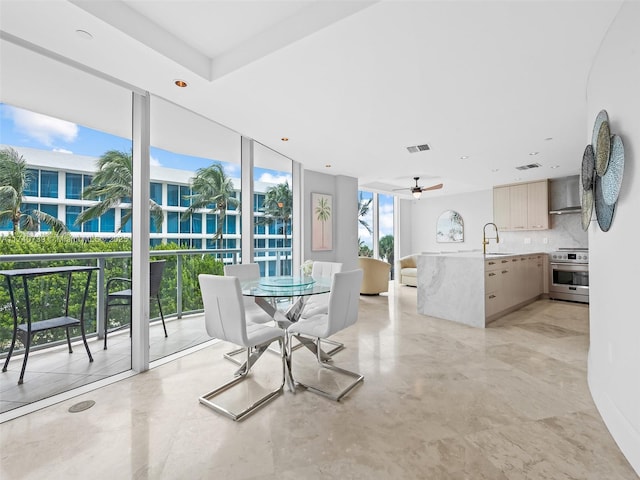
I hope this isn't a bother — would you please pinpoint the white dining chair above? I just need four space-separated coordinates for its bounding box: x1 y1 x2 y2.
222 263 273 365
298 261 345 357
198 274 286 421
287 269 364 401
300 261 343 318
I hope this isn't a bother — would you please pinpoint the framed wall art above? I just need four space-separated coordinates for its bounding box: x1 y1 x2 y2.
311 193 333 251
436 210 464 243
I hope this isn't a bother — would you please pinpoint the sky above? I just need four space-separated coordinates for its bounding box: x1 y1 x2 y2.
358 191 394 249
1 102 391 241
0 103 290 184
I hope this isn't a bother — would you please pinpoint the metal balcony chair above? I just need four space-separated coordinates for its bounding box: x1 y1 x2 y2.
198 274 286 421
103 260 167 349
287 269 364 401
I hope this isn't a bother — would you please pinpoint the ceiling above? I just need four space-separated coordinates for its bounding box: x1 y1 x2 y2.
0 0 624 197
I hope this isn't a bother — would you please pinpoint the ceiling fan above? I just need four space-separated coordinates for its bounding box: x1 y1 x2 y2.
394 177 443 199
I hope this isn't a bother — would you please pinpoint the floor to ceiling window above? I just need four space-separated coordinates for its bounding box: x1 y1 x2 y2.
0 38 134 413
253 142 293 277
148 95 242 361
358 190 395 277
0 34 301 418
378 193 395 278
358 190 374 257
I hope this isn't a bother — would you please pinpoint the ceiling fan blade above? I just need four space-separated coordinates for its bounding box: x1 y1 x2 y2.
421 183 443 192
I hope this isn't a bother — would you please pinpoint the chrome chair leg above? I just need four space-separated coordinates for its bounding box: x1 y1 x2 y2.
288 334 363 402
199 338 285 421
224 340 284 366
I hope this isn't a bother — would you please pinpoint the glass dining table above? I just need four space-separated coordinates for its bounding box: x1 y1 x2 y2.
239 275 337 370
240 275 331 326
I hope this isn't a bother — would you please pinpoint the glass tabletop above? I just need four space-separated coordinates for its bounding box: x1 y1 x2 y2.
241 276 331 297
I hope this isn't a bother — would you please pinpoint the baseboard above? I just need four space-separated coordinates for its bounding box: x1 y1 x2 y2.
588 352 640 476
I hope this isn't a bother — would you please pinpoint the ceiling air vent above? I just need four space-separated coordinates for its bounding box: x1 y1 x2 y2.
407 143 431 153
515 162 542 170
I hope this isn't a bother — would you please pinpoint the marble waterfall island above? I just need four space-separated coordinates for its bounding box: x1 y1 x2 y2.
417 252 546 328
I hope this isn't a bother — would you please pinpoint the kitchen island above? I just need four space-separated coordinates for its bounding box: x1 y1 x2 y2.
417 252 546 327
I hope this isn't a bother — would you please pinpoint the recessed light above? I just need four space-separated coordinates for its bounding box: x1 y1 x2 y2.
529 151 539 156
550 165 560 169
174 79 188 88
75 29 93 40
460 155 469 159
281 137 289 142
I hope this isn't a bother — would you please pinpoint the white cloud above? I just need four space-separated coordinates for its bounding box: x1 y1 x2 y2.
224 163 240 177
9 106 78 146
150 156 162 167
358 225 373 240
258 172 291 185
53 148 73 154
379 203 394 235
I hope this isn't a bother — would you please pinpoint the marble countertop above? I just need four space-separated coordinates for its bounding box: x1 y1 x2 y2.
420 251 547 259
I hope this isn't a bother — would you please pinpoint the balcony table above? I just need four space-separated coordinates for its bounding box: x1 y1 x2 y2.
1 265 97 384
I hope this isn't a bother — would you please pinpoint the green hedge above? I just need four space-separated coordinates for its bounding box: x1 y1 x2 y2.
0 234 223 353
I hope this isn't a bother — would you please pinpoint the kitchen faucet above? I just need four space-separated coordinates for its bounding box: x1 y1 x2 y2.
482 222 500 254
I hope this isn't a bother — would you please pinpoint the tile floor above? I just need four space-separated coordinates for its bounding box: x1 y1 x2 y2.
0 284 637 479
0 314 211 413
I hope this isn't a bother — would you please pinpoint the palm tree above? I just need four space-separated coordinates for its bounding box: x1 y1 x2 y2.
358 238 373 257
0 147 67 234
181 163 238 249
379 234 394 264
258 182 293 274
77 150 163 231
358 194 373 235
315 196 331 249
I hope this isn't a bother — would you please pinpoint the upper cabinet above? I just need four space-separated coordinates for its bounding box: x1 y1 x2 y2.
493 180 549 231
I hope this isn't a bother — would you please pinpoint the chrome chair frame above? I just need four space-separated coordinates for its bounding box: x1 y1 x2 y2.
287 269 364 402
289 334 363 401
198 274 286 421
199 337 286 421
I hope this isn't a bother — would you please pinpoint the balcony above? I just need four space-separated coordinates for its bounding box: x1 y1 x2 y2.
0 248 292 415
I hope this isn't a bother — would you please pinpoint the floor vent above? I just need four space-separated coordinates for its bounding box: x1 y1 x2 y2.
69 400 95 413
407 143 431 153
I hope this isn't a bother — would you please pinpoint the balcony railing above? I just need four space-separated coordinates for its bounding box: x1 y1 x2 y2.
0 247 292 355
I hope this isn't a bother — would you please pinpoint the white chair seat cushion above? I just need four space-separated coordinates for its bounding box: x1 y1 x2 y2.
300 293 329 319
246 322 284 345
244 302 274 324
288 314 329 339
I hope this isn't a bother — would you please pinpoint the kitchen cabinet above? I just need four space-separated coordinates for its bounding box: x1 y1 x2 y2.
493 180 549 231
418 252 546 328
483 254 545 321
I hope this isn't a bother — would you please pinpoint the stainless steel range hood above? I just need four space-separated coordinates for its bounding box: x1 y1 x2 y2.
549 176 581 215
550 206 582 214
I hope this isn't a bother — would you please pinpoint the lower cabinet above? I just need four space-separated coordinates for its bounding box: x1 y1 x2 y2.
484 254 544 320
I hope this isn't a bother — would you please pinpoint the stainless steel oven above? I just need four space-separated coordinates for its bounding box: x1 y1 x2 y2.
549 248 589 303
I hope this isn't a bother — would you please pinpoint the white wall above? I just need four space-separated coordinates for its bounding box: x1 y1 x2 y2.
586 0 640 473
403 178 588 256
404 189 494 254
304 170 359 271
